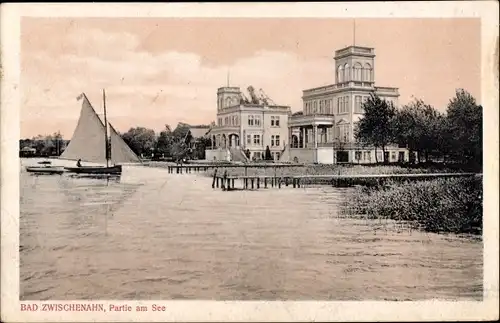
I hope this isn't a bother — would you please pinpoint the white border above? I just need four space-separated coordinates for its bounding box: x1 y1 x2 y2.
1 2 499 322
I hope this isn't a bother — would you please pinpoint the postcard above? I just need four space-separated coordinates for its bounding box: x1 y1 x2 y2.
1 2 498 322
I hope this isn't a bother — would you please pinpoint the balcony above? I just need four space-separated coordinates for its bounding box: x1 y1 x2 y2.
375 86 399 96
289 114 335 127
303 81 374 98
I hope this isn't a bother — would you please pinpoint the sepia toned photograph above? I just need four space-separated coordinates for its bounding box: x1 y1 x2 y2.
1 2 499 322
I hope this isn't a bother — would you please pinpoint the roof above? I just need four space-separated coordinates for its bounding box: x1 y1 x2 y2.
188 125 211 138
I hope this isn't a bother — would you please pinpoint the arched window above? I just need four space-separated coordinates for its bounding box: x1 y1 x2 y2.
337 65 344 83
344 63 350 82
354 63 363 81
363 63 372 82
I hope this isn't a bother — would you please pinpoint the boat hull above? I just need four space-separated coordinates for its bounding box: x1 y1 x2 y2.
26 166 65 175
64 165 122 175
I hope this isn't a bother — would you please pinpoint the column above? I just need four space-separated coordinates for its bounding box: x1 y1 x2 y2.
302 127 306 148
288 126 293 148
313 125 318 148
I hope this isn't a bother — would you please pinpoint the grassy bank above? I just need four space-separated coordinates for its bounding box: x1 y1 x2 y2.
341 177 483 235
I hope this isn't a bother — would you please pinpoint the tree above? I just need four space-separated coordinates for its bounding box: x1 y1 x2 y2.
445 89 482 166
193 137 211 160
393 99 444 163
355 93 397 163
120 127 156 156
156 125 174 157
265 145 273 161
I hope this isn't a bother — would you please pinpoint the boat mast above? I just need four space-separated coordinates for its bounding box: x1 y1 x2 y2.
103 89 110 167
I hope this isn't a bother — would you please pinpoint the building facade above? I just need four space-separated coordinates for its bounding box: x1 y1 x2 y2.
206 86 292 162
286 45 411 164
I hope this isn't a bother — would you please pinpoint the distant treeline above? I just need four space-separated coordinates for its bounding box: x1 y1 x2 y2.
19 123 212 161
356 89 482 171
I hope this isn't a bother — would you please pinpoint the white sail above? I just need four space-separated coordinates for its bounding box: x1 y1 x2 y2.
109 124 141 164
60 94 107 164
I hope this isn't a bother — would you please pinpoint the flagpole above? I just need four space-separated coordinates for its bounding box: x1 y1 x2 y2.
353 19 356 46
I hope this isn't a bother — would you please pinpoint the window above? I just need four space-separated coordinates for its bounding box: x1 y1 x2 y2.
355 151 362 161
253 134 261 145
391 151 397 161
235 116 239 126
255 115 261 126
363 63 372 82
353 63 363 81
339 96 349 114
344 63 350 82
337 65 344 83
339 124 350 142
271 116 280 127
363 151 371 161
271 135 280 147
218 118 222 126
355 96 363 113
246 135 251 145
248 115 254 126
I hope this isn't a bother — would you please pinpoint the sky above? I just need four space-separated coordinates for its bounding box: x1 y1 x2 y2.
21 18 480 139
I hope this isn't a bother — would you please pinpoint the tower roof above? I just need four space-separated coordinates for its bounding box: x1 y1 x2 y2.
334 46 375 59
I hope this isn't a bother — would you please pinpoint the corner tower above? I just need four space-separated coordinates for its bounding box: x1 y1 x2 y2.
217 87 241 111
334 46 376 85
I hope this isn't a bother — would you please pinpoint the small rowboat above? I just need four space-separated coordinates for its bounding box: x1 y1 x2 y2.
26 166 65 175
64 165 122 175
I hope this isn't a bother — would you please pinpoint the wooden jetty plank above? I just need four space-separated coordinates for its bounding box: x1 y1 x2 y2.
216 172 478 180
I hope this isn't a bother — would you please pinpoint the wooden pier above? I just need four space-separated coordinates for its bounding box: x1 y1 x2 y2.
163 163 302 174
211 171 481 191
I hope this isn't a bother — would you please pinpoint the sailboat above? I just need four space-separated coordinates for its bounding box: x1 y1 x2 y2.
61 90 141 175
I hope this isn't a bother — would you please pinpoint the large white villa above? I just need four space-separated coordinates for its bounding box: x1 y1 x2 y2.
205 45 413 164
282 45 413 164
205 85 292 162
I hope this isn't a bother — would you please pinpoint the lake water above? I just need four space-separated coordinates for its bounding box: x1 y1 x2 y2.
20 158 483 300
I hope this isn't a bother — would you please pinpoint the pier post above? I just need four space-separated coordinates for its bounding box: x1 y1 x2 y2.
212 169 218 188
231 179 235 189
257 178 260 189
251 178 255 189
297 178 301 188
264 178 268 188
278 177 281 189
273 166 277 188
176 167 179 174
292 178 296 188
222 170 227 191
285 177 289 186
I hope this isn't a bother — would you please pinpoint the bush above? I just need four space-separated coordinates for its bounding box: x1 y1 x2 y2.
343 177 483 234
